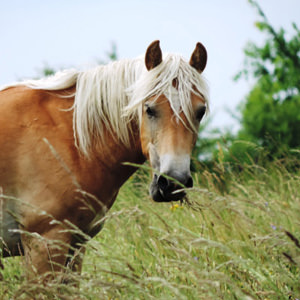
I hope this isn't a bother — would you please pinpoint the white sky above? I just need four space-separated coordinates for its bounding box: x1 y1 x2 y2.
1 0 299 132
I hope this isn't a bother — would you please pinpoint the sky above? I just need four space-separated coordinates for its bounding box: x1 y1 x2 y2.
1 0 300 132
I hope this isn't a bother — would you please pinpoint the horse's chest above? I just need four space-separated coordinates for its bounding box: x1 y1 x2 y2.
77 191 118 238
84 211 106 238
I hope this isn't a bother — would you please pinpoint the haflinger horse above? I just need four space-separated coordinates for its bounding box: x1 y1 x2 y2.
0 41 208 281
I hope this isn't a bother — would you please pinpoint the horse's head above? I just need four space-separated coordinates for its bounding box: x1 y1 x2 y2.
140 41 208 202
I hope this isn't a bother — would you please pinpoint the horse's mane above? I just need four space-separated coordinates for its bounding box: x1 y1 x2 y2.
0 54 209 156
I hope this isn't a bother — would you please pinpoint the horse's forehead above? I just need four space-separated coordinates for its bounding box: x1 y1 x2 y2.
163 86 181 112
149 94 175 111
151 88 204 110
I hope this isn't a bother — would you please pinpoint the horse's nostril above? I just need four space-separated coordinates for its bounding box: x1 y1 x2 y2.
157 175 169 191
185 176 193 188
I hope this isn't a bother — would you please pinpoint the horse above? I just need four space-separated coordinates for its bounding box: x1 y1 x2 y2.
0 40 208 281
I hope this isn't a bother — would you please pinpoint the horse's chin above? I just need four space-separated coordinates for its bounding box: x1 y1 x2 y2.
149 180 186 202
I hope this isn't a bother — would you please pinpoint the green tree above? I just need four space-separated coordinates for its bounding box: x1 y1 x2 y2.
235 0 300 158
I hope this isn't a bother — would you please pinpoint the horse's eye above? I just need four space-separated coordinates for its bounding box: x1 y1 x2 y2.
196 106 206 122
145 106 156 118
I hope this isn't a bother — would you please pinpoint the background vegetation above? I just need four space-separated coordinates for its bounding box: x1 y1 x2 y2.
1 1 299 299
201 0 300 167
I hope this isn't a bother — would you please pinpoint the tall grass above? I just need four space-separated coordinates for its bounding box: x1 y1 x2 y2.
1 157 299 299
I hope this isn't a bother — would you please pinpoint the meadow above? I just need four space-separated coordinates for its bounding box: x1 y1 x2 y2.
1 155 299 299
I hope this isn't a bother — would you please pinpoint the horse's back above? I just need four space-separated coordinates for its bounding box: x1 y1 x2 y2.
0 86 75 191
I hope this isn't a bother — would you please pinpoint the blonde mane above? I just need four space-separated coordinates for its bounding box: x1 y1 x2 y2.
0 54 209 156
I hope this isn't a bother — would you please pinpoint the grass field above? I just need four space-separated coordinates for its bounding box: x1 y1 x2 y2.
1 157 300 299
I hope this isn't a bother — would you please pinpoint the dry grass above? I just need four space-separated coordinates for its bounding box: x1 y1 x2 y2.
1 158 300 299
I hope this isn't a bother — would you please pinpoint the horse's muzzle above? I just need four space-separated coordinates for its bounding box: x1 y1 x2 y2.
149 173 193 202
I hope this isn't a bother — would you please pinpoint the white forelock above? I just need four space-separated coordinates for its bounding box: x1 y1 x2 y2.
125 54 209 131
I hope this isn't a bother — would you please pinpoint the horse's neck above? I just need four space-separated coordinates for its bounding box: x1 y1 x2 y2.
74 121 144 211
91 121 145 184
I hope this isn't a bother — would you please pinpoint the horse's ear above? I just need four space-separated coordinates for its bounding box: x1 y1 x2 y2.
145 40 162 71
189 42 207 73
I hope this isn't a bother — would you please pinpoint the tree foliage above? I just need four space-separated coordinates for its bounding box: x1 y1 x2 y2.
235 0 300 158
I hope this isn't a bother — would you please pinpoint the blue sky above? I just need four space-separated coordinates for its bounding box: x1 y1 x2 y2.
1 0 300 131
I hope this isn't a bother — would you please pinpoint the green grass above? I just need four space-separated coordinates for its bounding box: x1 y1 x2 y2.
1 159 300 299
